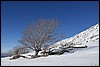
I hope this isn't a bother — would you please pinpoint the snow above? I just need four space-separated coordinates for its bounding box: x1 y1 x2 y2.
53 23 99 46
73 44 86 47
1 40 99 66
1 23 99 66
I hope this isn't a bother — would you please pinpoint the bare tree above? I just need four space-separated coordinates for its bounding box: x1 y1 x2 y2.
13 46 21 55
9 45 29 60
12 46 29 55
19 18 64 57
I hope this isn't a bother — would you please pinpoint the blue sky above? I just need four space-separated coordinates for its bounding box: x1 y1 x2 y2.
1 1 99 53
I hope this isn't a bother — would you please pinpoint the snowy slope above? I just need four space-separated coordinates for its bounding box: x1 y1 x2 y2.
51 23 99 48
1 40 99 66
1 23 99 66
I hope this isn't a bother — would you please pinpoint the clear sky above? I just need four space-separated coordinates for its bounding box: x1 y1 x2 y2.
1 1 99 53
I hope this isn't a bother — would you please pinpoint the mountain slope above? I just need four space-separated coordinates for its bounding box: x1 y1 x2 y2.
52 23 99 48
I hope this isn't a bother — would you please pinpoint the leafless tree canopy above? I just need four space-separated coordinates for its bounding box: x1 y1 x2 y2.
19 18 64 56
7 46 29 56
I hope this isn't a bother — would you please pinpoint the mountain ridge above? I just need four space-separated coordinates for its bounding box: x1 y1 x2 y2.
51 23 99 48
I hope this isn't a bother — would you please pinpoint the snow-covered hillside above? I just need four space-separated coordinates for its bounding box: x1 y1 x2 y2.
1 40 99 66
1 23 99 66
51 23 99 48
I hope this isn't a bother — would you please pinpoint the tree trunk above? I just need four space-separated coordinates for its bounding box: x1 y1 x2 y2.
35 50 39 56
